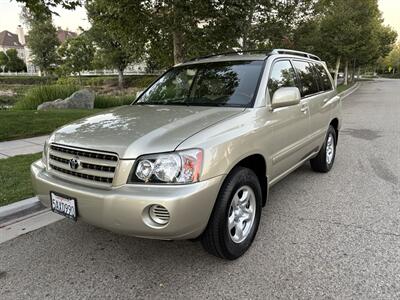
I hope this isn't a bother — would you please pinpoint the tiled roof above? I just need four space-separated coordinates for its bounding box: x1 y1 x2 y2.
0 31 23 48
0 29 78 48
57 30 77 43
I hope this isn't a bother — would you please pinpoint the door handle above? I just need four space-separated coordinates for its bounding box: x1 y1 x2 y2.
300 106 308 114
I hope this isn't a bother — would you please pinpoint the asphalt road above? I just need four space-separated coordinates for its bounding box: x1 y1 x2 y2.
1 79 399 299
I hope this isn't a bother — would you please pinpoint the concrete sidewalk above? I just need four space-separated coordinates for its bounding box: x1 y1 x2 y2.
0 135 48 159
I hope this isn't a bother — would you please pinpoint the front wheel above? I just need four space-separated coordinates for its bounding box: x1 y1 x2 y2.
201 167 262 260
310 125 337 173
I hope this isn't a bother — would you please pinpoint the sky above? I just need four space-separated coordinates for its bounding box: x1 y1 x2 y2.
0 0 399 38
0 0 90 33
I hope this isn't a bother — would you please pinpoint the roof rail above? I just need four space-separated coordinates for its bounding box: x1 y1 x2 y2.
186 49 270 62
270 49 321 61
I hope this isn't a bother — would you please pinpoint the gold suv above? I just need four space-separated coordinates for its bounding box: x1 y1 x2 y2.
31 49 341 259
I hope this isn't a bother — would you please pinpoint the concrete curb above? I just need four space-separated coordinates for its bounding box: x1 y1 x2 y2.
0 197 42 221
338 82 361 100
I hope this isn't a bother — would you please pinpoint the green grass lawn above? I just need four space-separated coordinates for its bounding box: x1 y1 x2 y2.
336 83 355 94
0 109 103 142
0 153 41 207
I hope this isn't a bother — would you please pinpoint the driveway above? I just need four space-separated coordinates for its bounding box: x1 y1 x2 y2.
0 79 399 299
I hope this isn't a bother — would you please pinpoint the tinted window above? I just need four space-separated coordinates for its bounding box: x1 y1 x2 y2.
137 61 264 107
314 63 333 91
292 60 319 97
267 60 297 99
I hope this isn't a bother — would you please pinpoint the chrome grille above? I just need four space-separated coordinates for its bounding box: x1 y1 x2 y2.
48 144 118 187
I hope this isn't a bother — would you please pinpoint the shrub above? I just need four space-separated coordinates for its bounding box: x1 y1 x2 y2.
0 76 57 85
94 94 134 108
124 75 158 88
56 77 81 86
379 73 400 79
55 75 158 88
13 85 79 110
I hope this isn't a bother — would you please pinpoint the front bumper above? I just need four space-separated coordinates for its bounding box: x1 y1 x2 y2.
31 160 223 240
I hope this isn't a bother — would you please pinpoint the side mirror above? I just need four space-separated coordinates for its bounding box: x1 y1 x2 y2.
271 87 301 109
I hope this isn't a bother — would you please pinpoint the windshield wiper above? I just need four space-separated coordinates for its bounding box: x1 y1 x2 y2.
188 102 246 107
135 97 189 106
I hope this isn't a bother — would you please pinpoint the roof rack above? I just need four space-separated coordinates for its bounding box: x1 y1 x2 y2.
184 48 322 63
186 49 270 62
270 49 321 61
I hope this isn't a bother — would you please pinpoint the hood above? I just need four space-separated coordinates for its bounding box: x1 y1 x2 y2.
52 105 244 158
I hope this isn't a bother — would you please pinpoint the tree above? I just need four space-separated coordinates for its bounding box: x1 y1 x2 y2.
58 34 95 82
26 16 60 76
380 43 400 74
240 0 318 50
293 0 397 86
15 0 80 18
89 0 259 68
5 49 26 72
0 52 8 72
86 0 148 88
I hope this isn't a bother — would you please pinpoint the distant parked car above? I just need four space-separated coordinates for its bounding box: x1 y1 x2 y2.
31 49 341 259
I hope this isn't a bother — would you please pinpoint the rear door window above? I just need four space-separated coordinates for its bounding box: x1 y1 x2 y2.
267 60 297 99
292 60 319 97
314 63 333 91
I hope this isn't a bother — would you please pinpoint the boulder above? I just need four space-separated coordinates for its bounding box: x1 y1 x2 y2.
37 89 95 110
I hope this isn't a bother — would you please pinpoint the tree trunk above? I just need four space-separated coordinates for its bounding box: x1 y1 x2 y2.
173 30 184 65
118 68 124 89
357 67 361 79
344 60 349 86
334 56 341 88
351 59 356 82
78 72 82 86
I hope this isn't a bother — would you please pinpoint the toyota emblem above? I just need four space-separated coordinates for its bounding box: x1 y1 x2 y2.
69 157 80 170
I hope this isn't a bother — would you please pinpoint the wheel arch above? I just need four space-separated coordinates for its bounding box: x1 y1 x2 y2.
330 118 339 143
227 154 268 207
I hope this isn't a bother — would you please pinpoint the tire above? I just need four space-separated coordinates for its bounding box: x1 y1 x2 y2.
201 166 262 260
310 125 337 173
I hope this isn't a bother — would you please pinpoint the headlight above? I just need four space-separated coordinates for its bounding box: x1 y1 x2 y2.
129 149 203 184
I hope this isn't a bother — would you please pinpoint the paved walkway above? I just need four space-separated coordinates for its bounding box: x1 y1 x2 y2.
0 135 49 159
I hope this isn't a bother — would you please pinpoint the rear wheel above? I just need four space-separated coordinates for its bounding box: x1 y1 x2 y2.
201 167 262 260
310 125 337 172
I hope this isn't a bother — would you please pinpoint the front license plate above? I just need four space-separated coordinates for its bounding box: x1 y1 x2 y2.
50 192 77 221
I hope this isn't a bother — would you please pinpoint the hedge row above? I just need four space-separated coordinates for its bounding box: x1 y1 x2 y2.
72 75 158 88
0 75 158 88
0 76 57 85
379 73 400 79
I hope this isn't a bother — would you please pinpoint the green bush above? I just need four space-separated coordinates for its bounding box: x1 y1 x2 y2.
94 94 134 108
56 77 81 86
13 85 79 110
55 75 158 88
0 76 57 85
124 75 157 88
379 73 400 79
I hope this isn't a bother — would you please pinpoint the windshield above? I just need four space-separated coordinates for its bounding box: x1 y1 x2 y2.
135 61 264 107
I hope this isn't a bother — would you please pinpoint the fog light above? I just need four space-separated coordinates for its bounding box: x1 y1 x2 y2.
149 205 170 225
